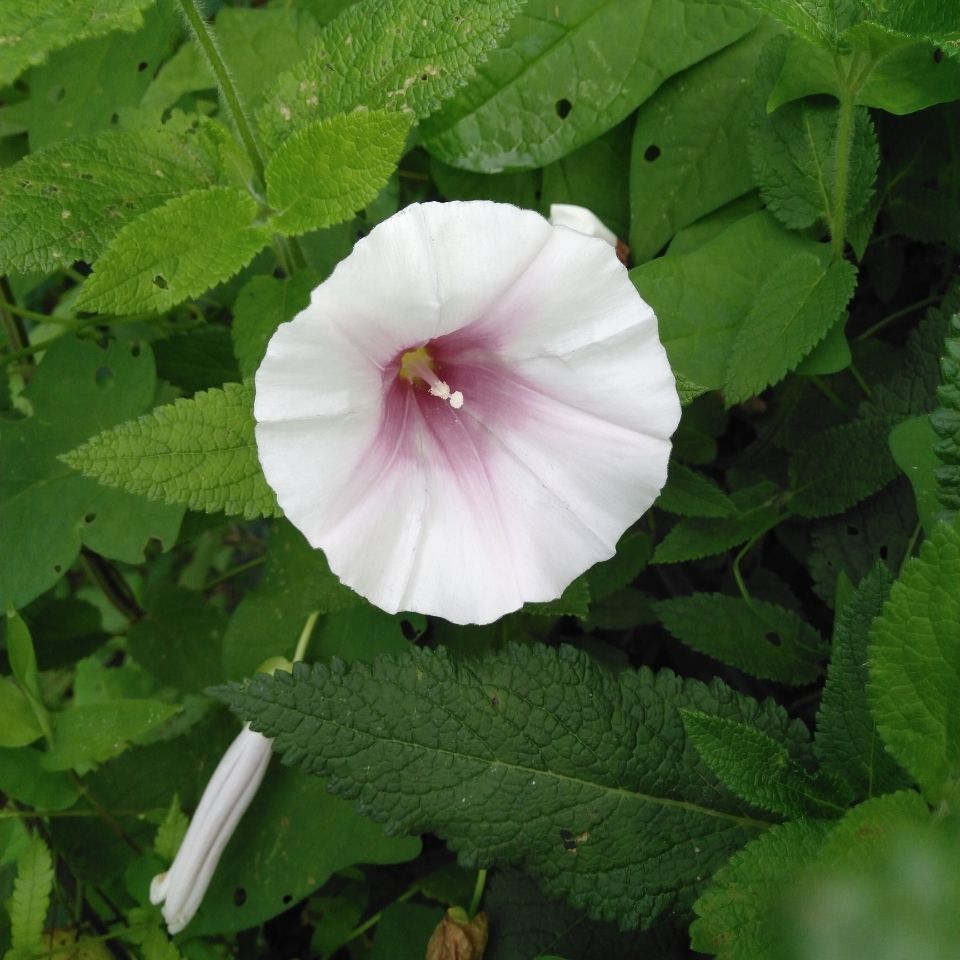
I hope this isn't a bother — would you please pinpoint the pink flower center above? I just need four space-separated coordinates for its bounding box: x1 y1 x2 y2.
397 345 464 409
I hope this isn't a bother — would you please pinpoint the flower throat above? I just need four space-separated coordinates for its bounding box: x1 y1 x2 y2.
398 345 464 410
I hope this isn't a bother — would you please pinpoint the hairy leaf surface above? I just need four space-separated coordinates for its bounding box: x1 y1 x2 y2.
62 381 280 521
0 123 227 274
266 111 411 235
724 255 856 403
257 0 523 150
869 517 960 801
76 188 270 315
218 644 807 929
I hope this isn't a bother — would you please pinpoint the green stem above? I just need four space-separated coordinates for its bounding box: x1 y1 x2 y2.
468 868 487 917
855 295 940 342
293 610 320 662
177 0 267 187
830 86 856 260
203 555 267 590
324 883 420 959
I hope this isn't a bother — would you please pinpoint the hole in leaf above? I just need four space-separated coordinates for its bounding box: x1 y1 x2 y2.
934 48 944 63
49 86 66 103
84 512 96 523
153 274 168 289
54 564 62 573
879 544 889 560
644 144 661 162
559 829 576 850
765 632 782 647
282 894 293 905
94 365 113 386
138 61 148 71
490 695 500 709
555 98 572 119
272 265 287 280
130 343 141 358
79 172 94 181
233 887 247 906
110 112 119 124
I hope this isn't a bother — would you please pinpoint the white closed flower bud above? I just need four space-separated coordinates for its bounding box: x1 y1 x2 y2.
150 725 272 934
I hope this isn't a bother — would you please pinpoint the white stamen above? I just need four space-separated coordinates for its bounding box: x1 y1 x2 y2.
428 379 465 409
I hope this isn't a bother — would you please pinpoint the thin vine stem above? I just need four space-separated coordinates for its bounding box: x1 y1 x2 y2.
293 610 320 662
177 0 267 187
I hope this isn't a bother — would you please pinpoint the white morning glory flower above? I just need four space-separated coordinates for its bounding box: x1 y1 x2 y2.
150 725 272 935
254 200 680 625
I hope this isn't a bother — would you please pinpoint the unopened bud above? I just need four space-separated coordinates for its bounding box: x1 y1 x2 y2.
425 908 489 960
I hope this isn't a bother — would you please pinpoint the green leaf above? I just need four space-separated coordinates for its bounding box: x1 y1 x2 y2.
724 255 857 404
0 338 183 610
814 564 909 801
61 381 280 521
525 578 592 619
749 100 878 231
0 748 78 811
0 0 156 86
632 211 833 389
422 0 758 171
889 415 943 533
5 611 52 744
483 870 675 960
655 594 826 684
768 28 960 115
127 584 226 694
776 801 960 960
257 0 523 150
540 121 631 241
738 0 857 49
808 478 918 607
42 699 181 772
585 529 653 601
232 271 317 378
154 795 189 863
789 416 901 518
266 111 411 235
153 326 241 396
691 790 930 960
0 679 44 748
7 833 54 958
691 818 831 959
217 644 808 930
189 764 421 935
431 156 541 208
869 517 960 801
656 462 736 518
652 483 782 564
0 122 228 275
214 7 324 112
75 188 270 315
628 25 775 262
866 0 960 54
682 711 840 818
22 2 181 150
794 315 851 375
223 520 363 680
931 311 960 519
